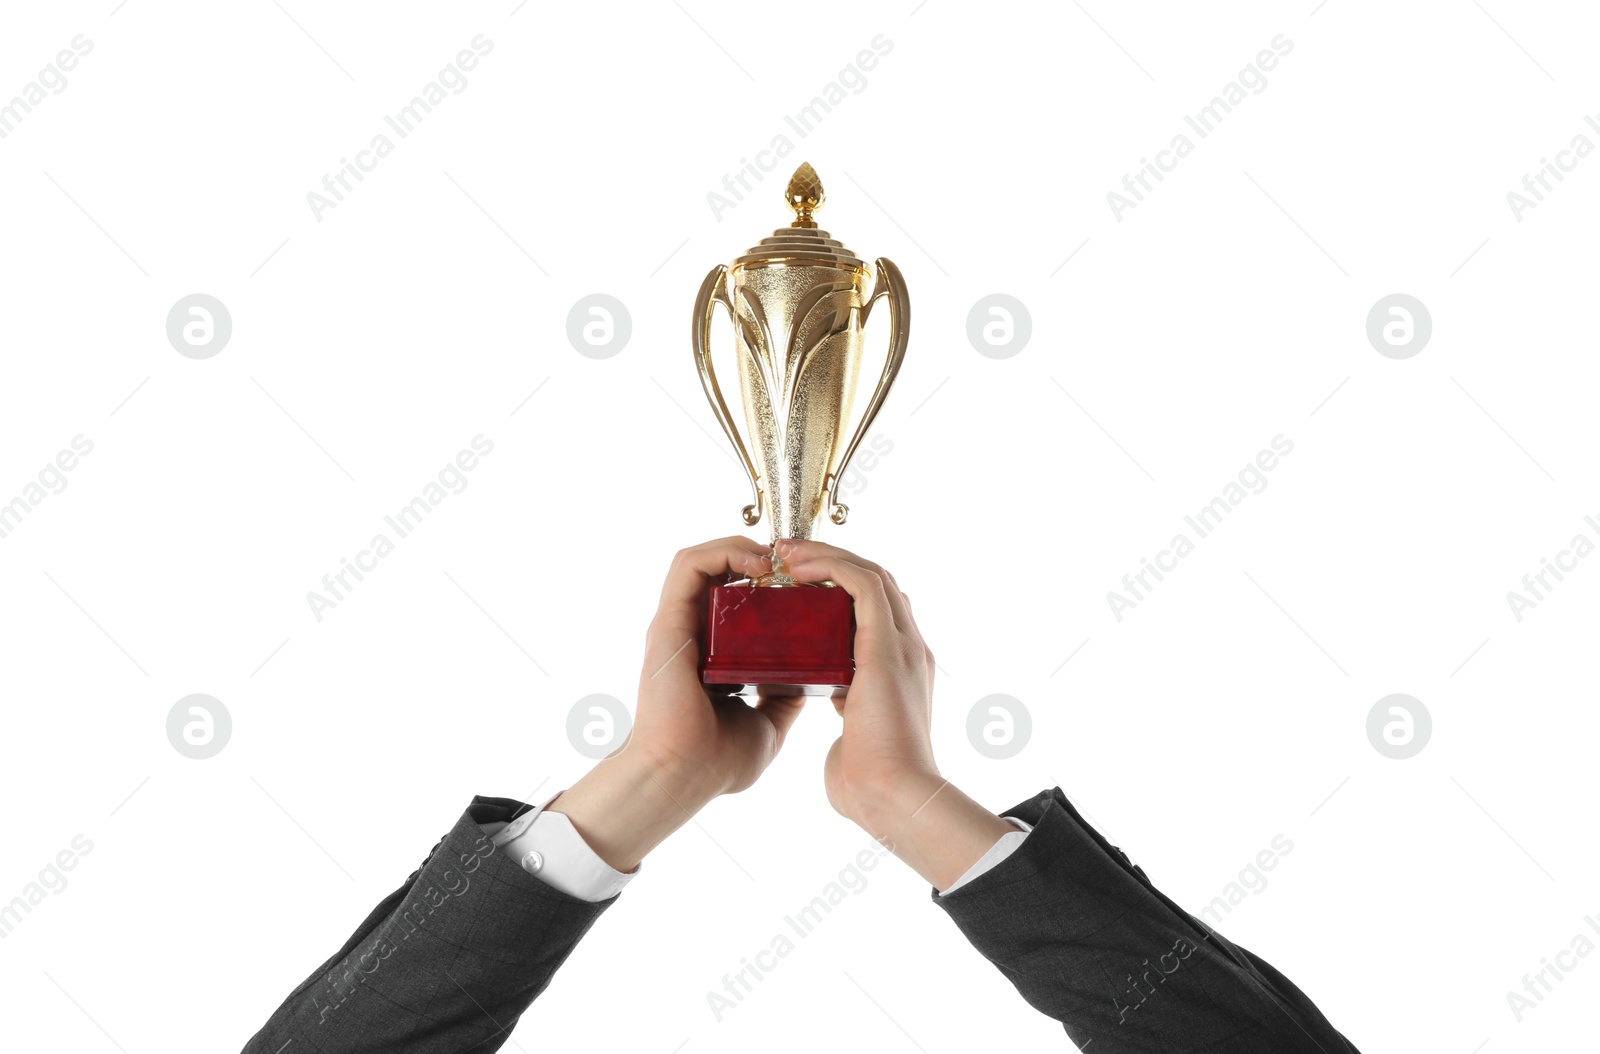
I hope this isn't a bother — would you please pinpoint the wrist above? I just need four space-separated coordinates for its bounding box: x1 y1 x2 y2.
847 771 1014 892
845 765 945 835
546 750 718 873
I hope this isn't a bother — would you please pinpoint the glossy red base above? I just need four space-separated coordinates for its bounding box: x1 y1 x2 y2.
700 584 855 696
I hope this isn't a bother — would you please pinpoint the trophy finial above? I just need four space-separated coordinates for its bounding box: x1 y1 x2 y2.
785 163 825 228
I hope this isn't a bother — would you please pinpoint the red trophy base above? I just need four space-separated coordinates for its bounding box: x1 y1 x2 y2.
700 584 855 697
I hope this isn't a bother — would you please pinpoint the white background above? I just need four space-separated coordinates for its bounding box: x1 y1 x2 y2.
1 1 1596 1051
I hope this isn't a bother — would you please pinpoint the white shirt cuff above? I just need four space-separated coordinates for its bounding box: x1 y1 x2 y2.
938 816 1032 896
478 789 637 903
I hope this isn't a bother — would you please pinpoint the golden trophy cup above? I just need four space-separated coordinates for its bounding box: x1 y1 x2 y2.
692 163 910 696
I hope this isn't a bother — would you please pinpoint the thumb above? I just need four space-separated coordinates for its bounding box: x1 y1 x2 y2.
823 735 849 815
752 693 806 749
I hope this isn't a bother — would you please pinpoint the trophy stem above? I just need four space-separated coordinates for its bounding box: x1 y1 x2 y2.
746 540 839 588
750 543 799 587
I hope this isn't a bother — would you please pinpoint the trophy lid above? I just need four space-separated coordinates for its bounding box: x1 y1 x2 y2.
731 163 866 272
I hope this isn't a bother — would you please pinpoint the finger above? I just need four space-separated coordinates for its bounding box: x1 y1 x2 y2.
878 569 920 638
810 555 933 689
752 693 806 746
778 538 913 632
775 551 898 644
647 538 771 667
895 590 935 679
654 537 769 622
784 537 915 626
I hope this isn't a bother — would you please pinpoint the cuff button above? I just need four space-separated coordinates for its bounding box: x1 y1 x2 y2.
520 850 544 874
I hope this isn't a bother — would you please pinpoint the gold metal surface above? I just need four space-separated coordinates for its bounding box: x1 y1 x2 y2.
785 162 825 227
690 164 910 581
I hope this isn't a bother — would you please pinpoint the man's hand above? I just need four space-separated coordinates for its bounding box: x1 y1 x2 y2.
780 537 1015 892
627 537 808 795
546 538 806 872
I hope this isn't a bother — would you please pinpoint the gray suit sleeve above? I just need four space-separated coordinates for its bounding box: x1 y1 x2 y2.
933 787 1359 1054
241 795 615 1054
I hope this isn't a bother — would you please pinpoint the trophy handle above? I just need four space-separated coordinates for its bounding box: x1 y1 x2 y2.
825 257 909 525
692 264 764 527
